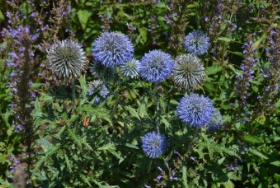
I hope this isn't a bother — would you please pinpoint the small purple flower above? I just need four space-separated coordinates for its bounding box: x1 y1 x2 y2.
190 156 195 161
158 166 163 172
144 184 151 188
157 175 162 180
15 130 19 133
165 162 169 169
40 141 46 145
205 16 209 21
17 125 23 131
26 180 29 184
8 52 18 59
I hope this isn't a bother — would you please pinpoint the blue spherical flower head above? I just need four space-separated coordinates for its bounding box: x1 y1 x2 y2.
207 110 223 131
92 32 134 68
177 93 215 127
88 80 109 103
142 131 168 159
183 30 210 56
139 50 174 84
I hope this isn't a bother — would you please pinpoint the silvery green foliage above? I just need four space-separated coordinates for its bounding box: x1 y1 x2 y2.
139 50 174 84
46 39 88 83
90 60 116 82
172 54 205 90
177 93 215 128
92 32 134 68
183 30 210 56
88 80 109 103
207 110 223 131
120 58 140 79
142 131 168 158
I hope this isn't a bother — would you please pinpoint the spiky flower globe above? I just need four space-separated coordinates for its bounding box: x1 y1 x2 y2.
90 60 116 82
46 39 88 83
183 30 210 56
120 58 140 79
139 50 174 84
88 80 109 103
142 131 168 159
177 93 215 128
207 110 223 131
92 32 134 68
172 54 205 90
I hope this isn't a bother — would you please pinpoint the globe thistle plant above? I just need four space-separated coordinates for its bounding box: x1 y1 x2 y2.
207 110 223 131
90 60 116 82
88 80 109 104
172 54 205 90
177 93 215 128
120 58 140 79
139 50 174 84
46 39 88 83
183 30 210 56
142 131 168 159
92 32 134 68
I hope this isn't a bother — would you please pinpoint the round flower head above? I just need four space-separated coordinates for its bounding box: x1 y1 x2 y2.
120 58 140 79
142 131 168 159
139 50 174 84
90 60 116 82
183 30 210 56
207 110 223 131
92 32 134 68
46 39 88 83
172 54 205 90
88 80 109 103
177 93 215 127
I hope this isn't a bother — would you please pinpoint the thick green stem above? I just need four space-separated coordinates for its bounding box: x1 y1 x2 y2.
71 80 76 108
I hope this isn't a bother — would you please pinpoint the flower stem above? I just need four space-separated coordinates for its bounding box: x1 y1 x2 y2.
71 80 76 108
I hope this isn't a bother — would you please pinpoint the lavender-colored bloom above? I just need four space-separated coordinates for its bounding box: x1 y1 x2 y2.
8 52 18 59
40 141 46 145
144 184 151 188
17 125 23 131
170 171 178 181
142 131 168 158
183 30 210 55
190 156 195 161
157 175 162 180
46 39 88 83
90 61 116 82
207 110 223 131
177 93 215 127
120 58 140 79
205 16 209 21
139 50 174 84
174 150 180 155
88 80 109 104
172 54 205 90
15 130 19 133
92 32 134 68
157 166 163 172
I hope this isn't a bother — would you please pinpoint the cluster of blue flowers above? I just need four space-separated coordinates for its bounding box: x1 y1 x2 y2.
46 30 220 160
